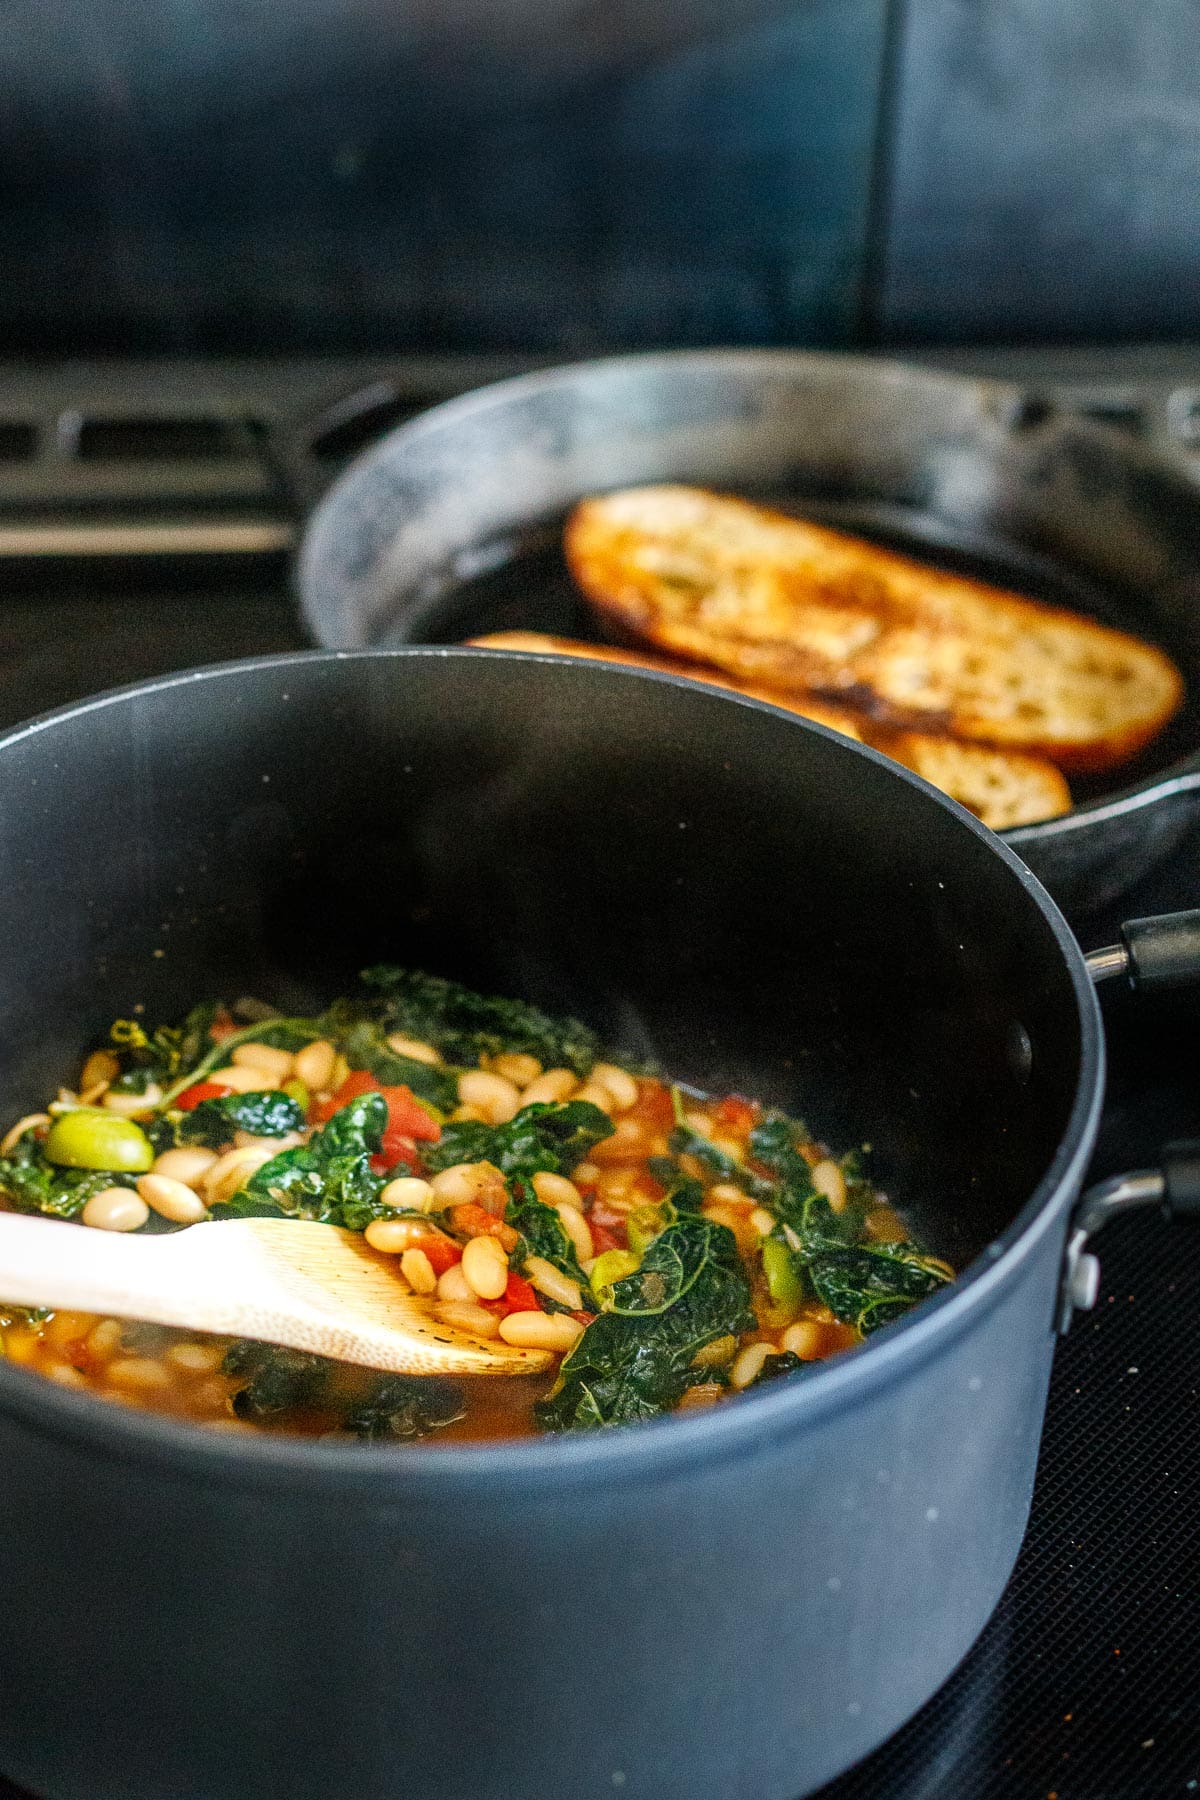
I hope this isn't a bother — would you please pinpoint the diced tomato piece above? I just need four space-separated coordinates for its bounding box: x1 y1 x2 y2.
175 1080 236 1111
381 1086 441 1142
312 1071 441 1142
483 1271 540 1318
713 1094 758 1135
312 1069 377 1122
379 1126 422 1170
491 1271 541 1317
589 1219 626 1255
209 1013 238 1042
448 1203 520 1254
412 1235 461 1275
630 1079 675 1132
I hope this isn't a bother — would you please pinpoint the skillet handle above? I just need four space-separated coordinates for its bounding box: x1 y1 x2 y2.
1058 1141 1200 1334
1085 910 1200 991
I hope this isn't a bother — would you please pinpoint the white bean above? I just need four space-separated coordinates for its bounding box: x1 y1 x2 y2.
364 1218 429 1254
520 1069 578 1107
457 1069 522 1125
136 1173 207 1224
207 1065 280 1094
231 1043 294 1081
730 1342 772 1390
102 1084 162 1115
81 1187 149 1232
590 1063 639 1112
435 1300 501 1338
554 1202 594 1264
489 1052 542 1086
811 1159 848 1213
523 1256 582 1311
461 1234 510 1300
380 1176 436 1212
293 1039 336 1090
399 1248 438 1294
435 1262 475 1303
780 1320 825 1360
152 1145 218 1187
530 1170 583 1209
202 1145 276 1203
385 1033 441 1066
497 1311 584 1352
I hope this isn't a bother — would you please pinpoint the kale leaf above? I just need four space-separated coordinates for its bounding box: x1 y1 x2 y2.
423 1100 611 1181
0 1131 125 1220
807 1243 951 1335
669 1125 775 1203
209 1092 390 1231
337 1020 458 1113
107 1003 219 1090
179 1090 306 1149
535 1216 754 1430
360 966 601 1075
344 1375 466 1442
505 1183 592 1298
222 1341 467 1441
224 1341 335 1417
748 1351 806 1387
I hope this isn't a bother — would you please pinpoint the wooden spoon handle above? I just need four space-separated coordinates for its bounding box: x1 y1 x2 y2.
0 1211 208 1328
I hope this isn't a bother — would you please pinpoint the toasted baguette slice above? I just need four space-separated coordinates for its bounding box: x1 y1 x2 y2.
565 486 1183 772
469 632 1072 828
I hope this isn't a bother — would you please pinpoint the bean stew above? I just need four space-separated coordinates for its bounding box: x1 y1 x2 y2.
0 969 952 1443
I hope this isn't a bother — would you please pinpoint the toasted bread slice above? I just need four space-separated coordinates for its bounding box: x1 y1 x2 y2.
469 632 1072 828
885 733 1070 831
565 486 1183 773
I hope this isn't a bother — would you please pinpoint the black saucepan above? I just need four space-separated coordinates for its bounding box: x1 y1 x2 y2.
0 649 1197 1800
296 350 1200 914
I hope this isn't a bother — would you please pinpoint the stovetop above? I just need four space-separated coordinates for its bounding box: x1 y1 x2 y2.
1 349 1198 1800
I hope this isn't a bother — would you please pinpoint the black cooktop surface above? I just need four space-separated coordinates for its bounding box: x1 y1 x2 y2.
1 351 1199 1800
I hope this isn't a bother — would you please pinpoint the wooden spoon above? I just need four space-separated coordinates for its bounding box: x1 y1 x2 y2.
0 1212 552 1376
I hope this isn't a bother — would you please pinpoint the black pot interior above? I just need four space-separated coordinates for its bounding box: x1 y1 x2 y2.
0 652 1086 1274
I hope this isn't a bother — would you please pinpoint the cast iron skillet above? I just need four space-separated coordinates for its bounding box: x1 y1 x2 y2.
297 350 1200 914
0 649 1197 1800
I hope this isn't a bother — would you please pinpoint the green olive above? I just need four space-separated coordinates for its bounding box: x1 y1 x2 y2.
43 1109 154 1173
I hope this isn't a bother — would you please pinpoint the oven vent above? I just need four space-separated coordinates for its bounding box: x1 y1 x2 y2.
0 421 36 460
1074 398 1144 437
70 415 264 462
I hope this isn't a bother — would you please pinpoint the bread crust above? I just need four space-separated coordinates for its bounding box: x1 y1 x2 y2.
469 632 1072 829
564 486 1183 773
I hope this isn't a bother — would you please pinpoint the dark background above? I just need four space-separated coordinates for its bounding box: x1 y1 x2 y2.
2 0 1198 356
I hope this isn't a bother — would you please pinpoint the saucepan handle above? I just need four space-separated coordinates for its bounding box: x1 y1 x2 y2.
1058 1141 1200 1333
1084 909 1200 990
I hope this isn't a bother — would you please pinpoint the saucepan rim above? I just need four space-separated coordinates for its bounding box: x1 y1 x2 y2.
0 647 1104 1494
297 344 1200 836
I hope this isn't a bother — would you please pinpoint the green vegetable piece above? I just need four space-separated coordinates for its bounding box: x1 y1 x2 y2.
747 1351 806 1388
761 1235 805 1311
180 1090 305 1150
345 1375 466 1441
591 1248 641 1299
43 1109 153 1173
505 1183 593 1298
283 1077 310 1111
807 1243 951 1335
359 965 602 1076
668 1124 775 1203
536 1216 754 1431
336 1020 458 1113
423 1100 611 1182
210 1091 389 1232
